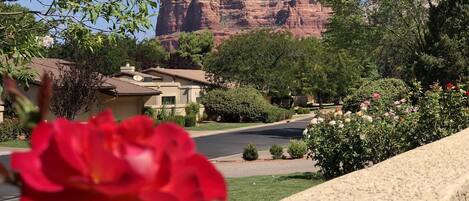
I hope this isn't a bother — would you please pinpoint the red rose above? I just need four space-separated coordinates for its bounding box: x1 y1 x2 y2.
465 90 469 97
446 83 456 90
12 111 226 201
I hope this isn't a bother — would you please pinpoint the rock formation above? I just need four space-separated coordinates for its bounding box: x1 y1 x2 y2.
156 0 332 49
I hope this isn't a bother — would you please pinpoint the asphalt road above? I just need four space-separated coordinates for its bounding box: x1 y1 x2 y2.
195 118 312 159
0 117 312 200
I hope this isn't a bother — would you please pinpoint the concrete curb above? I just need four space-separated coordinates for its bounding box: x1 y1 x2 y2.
189 113 316 138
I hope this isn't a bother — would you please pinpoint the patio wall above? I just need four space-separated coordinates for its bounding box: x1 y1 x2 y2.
283 128 469 201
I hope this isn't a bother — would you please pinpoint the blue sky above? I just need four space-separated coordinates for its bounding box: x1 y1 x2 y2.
15 0 159 40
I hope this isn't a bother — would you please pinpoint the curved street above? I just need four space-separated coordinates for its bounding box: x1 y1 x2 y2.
195 118 312 159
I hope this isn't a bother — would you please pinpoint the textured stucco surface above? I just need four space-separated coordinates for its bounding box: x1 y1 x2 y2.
282 128 469 201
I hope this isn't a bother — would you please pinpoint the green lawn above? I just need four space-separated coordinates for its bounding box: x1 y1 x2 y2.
227 172 324 201
186 122 263 131
0 140 29 148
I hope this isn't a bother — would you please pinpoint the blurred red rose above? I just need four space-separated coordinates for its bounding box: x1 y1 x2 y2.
11 111 226 201
446 83 456 90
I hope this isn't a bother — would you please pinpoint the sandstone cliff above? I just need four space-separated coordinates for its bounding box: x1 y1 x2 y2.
156 0 331 49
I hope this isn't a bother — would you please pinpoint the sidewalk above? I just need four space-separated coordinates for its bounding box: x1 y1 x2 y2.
0 147 28 155
188 113 316 138
211 150 319 178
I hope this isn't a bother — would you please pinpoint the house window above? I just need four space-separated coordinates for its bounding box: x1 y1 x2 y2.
162 96 176 105
196 96 202 103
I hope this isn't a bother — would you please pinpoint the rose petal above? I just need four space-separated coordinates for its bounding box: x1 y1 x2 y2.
178 154 227 201
152 123 195 158
11 152 62 192
30 122 54 152
118 116 156 145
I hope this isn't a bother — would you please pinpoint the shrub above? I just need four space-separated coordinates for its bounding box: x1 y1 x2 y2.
269 144 284 160
296 108 310 114
287 140 307 159
185 114 197 127
185 102 200 116
242 144 259 161
305 83 469 179
143 106 157 119
296 107 304 114
0 119 29 142
164 115 185 127
201 87 269 122
343 78 409 113
262 106 294 123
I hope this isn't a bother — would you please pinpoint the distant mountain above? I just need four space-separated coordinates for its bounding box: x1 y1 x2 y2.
156 0 332 50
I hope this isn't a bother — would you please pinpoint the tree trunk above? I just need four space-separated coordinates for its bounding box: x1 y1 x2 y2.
317 92 323 109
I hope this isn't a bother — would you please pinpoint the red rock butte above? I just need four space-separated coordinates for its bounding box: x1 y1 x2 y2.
156 0 332 50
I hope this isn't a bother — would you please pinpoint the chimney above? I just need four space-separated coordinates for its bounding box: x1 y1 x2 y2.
120 63 135 72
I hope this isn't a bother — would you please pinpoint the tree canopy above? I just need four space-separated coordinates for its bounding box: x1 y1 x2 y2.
0 0 159 83
413 0 469 86
177 30 214 67
203 30 363 101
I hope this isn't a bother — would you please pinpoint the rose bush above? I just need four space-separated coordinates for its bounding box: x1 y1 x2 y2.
11 110 227 201
305 82 469 179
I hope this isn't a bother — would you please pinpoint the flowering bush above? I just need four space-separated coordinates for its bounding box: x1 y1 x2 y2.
10 111 227 201
343 78 410 113
305 82 469 179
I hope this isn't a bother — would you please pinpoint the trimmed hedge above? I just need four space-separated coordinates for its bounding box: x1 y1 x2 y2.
243 144 259 161
269 144 284 160
262 106 294 123
287 140 307 159
296 107 310 114
202 87 292 123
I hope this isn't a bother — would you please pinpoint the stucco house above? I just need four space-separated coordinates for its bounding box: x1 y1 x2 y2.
113 65 210 116
11 58 162 121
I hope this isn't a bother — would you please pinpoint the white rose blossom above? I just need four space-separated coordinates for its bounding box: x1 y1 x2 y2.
310 118 319 125
362 115 373 122
329 120 336 125
40 35 54 48
344 118 351 123
302 128 309 135
393 115 400 122
318 117 325 123
338 124 344 128
344 111 352 117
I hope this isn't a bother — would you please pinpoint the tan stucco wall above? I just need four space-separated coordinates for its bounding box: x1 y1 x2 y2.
18 84 150 121
145 71 206 86
283 128 469 201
